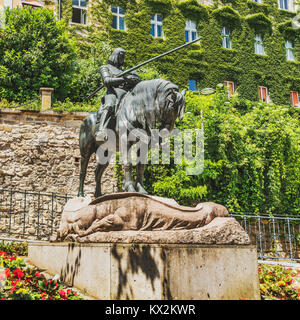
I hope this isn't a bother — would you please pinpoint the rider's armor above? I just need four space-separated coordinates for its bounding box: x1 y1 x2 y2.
95 54 140 142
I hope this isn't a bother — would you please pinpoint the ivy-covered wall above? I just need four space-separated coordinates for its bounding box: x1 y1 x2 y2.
67 0 300 105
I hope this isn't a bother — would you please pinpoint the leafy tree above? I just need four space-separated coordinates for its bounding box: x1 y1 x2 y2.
144 87 300 216
0 7 77 102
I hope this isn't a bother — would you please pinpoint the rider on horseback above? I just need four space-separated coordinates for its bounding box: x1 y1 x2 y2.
95 48 141 142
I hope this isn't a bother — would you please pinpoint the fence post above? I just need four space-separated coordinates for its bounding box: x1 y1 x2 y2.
40 87 54 111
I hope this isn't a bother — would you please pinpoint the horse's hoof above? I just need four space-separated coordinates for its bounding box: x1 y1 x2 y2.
123 183 136 193
136 185 148 194
94 193 102 199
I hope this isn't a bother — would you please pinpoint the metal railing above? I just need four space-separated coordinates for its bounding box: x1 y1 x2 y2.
0 189 71 240
0 188 299 262
230 212 300 262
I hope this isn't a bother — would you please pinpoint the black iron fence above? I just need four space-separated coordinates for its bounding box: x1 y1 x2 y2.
230 213 300 262
0 189 299 262
0 189 71 240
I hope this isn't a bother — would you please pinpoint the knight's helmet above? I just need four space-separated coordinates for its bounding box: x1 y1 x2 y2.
107 48 126 68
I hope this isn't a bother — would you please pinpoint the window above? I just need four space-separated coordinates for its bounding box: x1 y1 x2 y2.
4 0 12 9
188 80 197 91
285 40 295 61
111 6 125 30
72 0 87 25
185 20 197 43
254 34 265 55
222 27 231 49
224 81 235 97
290 91 299 106
258 86 269 102
150 14 163 38
21 1 43 9
279 0 294 10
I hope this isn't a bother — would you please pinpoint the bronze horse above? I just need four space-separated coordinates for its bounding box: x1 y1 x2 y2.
77 79 186 198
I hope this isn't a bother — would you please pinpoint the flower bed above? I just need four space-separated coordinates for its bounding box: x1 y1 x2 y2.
0 249 82 300
258 264 300 300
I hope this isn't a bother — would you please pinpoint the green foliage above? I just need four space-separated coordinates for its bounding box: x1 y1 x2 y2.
177 0 208 22
0 242 28 256
144 89 300 214
245 12 272 34
0 7 77 103
80 0 300 106
258 264 300 300
211 5 241 27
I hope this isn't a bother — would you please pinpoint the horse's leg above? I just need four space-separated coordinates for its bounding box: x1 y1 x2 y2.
123 144 136 192
118 128 136 193
78 153 91 197
136 164 148 194
136 142 148 194
94 151 112 198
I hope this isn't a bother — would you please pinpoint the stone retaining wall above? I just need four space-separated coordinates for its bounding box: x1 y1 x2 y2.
0 109 117 196
0 108 117 239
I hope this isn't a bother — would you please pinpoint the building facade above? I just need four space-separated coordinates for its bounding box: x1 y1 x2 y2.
1 0 299 106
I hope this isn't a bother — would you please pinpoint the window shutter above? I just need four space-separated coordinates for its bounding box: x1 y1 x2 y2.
291 91 299 106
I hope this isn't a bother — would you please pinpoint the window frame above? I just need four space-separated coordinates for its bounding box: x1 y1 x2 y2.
21 1 43 9
4 0 13 9
111 5 126 31
188 79 197 91
278 0 295 11
222 27 232 49
285 40 295 61
185 20 198 43
290 91 299 107
150 13 164 38
72 0 87 25
224 81 235 97
258 86 269 103
254 34 265 55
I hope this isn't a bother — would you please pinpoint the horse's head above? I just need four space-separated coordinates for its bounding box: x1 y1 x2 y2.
158 88 186 137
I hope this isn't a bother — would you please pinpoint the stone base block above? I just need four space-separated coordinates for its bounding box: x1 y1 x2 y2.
28 242 260 300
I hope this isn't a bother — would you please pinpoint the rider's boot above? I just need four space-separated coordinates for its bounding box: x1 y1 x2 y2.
95 110 109 142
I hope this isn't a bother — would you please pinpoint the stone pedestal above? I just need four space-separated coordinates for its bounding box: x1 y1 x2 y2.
28 241 260 300
40 87 54 110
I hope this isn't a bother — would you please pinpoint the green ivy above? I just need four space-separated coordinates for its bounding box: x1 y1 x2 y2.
144 89 300 214
68 0 299 105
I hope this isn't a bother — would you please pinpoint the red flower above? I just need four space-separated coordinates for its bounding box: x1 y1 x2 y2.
13 268 24 279
4 268 10 279
59 290 67 300
35 272 41 277
67 289 71 294
0 298 7 300
10 286 17 294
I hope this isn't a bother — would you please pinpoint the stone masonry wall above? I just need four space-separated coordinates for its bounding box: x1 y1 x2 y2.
0 109 117 196
0 109 117 239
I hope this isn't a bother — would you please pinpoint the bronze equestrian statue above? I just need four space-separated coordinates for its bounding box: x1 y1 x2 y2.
78 40 202 198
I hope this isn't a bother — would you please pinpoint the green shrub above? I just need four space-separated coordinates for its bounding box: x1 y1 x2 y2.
0 7 77 103
0 241 28 256
144 88 300 214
